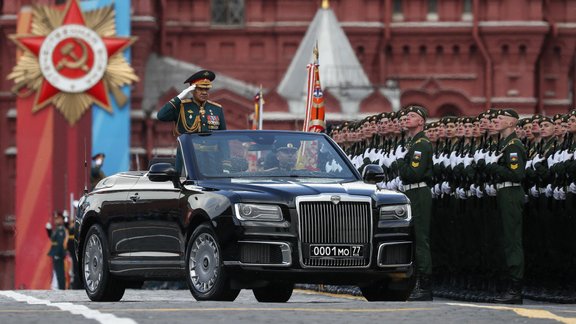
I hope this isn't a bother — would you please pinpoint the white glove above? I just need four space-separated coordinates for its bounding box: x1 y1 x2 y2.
529 185 539 197
569 182 576 194
456 187 466 199
475 186 484 198
469 184 477 197
545 184 553 197
487 153 503 164
474 150 485 163
441 181 451 195
463 155 473 167
486 184 497 196
525 160 532 169
395 146 407 160
442 155 450 168
376 181 386 190
177 84 196 100
432 154 442 166
553 187 566 200
532 154 545 166
561 150 572 161
431 183 439 196
382 154 392 168
547 154 556 167
45 222 52 230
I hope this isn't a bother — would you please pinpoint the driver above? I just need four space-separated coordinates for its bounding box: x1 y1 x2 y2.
264 141 300 171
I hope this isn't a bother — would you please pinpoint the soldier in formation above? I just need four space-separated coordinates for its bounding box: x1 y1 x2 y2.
328 106 576 304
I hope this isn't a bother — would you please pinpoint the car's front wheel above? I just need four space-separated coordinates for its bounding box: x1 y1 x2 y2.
82 224 125 301
186 223 240 301
253 282 294 303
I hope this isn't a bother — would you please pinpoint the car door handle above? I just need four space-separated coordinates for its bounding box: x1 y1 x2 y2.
129 194 140 202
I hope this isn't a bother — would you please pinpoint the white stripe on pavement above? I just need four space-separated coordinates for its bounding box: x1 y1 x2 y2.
0 291 137 324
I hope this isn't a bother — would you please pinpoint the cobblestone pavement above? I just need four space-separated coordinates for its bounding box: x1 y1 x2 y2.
1 289 575 324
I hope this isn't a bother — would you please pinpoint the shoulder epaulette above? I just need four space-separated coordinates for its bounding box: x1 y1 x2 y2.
207 100 222 107
414 137 431 144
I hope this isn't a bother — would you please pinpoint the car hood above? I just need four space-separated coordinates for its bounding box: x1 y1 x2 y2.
195 179 408 207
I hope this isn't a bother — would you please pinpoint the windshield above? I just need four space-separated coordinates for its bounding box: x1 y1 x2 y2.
185 132 356 180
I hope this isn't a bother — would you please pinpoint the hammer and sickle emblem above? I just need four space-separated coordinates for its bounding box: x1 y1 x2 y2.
56 39 89 72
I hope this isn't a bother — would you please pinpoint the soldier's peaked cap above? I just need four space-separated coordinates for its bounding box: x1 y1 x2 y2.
184 70 216 88
497 109 519 119
404 105 428 120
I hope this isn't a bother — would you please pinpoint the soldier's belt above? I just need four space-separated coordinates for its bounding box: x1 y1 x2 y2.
399 182 427 192
496 182 521 190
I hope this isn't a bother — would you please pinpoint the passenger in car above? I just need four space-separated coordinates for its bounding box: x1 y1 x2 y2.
157 70 227 174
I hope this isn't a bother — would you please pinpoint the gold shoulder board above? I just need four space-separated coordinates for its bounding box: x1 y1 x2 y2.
207 100 222 107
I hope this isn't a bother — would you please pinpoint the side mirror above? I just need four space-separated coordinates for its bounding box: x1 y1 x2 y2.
362 164 385 184
148 163 179 182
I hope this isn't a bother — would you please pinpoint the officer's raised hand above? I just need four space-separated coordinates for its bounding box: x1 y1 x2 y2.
177 84 197 100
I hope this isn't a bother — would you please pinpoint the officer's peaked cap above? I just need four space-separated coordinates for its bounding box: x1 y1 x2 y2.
185 70 216 88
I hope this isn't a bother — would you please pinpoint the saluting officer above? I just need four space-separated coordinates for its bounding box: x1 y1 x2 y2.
486 109 527 304
393 105 434 301
157 70 227 173
47 211 68 290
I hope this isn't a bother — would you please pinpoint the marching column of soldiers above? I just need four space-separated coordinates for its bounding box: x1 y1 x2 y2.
329 106 576 304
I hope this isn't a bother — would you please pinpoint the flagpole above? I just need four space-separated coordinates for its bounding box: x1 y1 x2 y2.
303 42 319 132
258 85 264 130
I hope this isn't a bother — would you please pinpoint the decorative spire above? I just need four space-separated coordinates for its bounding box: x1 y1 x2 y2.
322 0 329 9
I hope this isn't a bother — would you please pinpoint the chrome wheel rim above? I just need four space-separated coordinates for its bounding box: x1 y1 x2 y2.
189 232 220 293
84 233 103 292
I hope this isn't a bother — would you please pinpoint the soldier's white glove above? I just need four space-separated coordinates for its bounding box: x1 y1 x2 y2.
45 222 52 230
529 185 539 197
532 154 545 166
441 181 451 194
475 186 484 198
485 184 497 196
376 181 386 190
394 146 407 160
552 187 566 200
469 184 477 197
525 160 532 169
474 150 485 163
442 155 450 168
433 183 441 196
456 187 467 199
382 154 392 168
561 150 572 161
547 154 556 167
432 154 442 166
177 84 196 100
569 182 576 194
463 155 473 167
545 184 553 197
487 152 503 164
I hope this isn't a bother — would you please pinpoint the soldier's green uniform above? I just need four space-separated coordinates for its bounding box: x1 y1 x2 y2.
487 109 526 304
48 221 67 290
157 70 226 174
398 130 434 277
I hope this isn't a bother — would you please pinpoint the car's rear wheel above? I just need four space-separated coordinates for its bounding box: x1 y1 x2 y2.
360 278 412 301
82 224 125 301
253 282 294 303
186 223 240 301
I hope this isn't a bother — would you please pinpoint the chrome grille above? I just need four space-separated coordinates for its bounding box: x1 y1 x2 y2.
298 199 372 268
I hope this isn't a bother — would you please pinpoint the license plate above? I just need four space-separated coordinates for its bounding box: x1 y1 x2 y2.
309 245 363 258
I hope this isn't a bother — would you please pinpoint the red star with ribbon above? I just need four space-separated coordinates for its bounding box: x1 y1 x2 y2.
11 0 134 111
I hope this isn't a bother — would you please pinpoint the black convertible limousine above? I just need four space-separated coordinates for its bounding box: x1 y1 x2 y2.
75 130 414 302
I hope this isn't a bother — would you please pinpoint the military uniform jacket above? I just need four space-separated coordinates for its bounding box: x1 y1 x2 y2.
397 131 433 185
48 225 67 259
158 97 227 135
486 133 526 183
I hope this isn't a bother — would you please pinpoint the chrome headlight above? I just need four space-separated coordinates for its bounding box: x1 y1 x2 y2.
379 204 411 221
234 203 283 222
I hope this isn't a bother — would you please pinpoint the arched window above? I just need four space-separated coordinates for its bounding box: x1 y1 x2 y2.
212 0 245 26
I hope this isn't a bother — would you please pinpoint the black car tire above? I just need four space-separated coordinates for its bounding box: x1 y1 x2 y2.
186 223 240 301
253 282 294 303
360 279 412 301
82 224 125 301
